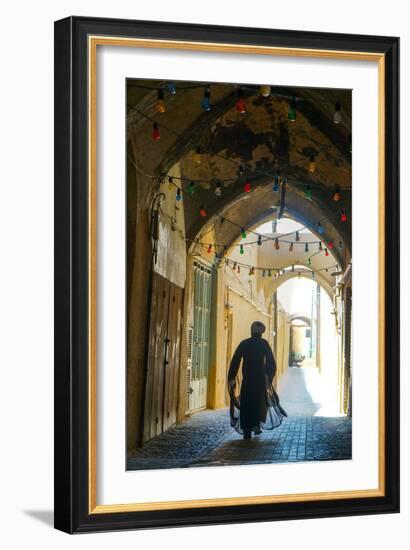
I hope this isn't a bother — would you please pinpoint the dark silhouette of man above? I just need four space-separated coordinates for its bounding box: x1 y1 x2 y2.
228 321 276 439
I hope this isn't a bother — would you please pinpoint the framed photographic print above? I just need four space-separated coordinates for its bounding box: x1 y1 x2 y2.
54 16 400 533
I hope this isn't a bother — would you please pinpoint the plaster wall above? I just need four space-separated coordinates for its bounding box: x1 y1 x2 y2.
155 164 187 288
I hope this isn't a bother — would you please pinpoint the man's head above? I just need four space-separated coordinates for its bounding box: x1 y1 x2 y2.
251 321 266 337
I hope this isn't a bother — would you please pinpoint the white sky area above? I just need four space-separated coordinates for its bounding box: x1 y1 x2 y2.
256 217 311 234
277 277 316 317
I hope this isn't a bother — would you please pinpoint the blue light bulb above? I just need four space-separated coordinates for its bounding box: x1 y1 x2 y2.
273 175 279 192
201 97 211 111
166 82 176 94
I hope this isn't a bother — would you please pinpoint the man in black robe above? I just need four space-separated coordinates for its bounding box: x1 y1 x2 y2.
228 321 276 439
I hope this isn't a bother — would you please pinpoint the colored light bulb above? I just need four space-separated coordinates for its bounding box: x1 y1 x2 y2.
341 209 347 222
308 155 316 173
207 244 212 254
273 175 279 192
168 176 174 190
152 122 160 140
317 221 324 234
304 185 312 199
187 181 195 195
240 245 244 255
215 182 222 197
155 89 165 113
328 240 334 250
200 205 206 217
176 188 182 201
288 97 296 121
319 242 323 251
194 147 202 164
238 163 245 177
333 185 341 201
201 97 211 111
241 228 247 239
201 87 211 111
236 89 246 113
244 180 251 193
333 101 342 124
166 82 176 94
325 248 329 257
260 85 271 97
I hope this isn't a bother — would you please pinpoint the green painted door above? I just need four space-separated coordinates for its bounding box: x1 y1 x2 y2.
190 261 213 412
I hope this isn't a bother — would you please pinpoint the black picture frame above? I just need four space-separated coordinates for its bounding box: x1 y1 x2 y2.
54 16 400 533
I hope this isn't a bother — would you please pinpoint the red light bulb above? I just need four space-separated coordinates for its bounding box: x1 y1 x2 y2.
152 122 160 140
244 180 251 193
236 98 246 113
341 209 347 222
236 89 246 113
200 205 206 217
328 240 334 250
207 244 212 254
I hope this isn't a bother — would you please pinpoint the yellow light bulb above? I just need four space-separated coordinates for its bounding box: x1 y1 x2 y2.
194 147 202 164
155 100 165 113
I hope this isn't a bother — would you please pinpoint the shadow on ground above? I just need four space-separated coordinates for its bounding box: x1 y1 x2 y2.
23 510 54 527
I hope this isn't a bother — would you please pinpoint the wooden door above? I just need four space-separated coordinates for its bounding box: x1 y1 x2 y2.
143 272 183 443
162 285 183 432
190 262 213 412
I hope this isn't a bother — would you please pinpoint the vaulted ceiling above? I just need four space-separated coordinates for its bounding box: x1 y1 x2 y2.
127 80 352 269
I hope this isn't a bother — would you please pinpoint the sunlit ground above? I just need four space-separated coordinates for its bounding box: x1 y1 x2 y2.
278 366 344 418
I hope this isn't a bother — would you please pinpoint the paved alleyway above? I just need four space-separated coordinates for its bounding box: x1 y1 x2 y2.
127 367 351 470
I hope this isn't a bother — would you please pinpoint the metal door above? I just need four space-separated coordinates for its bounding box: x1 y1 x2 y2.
190 261 213 412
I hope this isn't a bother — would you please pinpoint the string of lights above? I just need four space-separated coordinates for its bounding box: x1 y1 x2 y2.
157 204 342 273
158 201 335 251
130 84 349 265
158 190 344 258
196 242 341 277
164 174 348 227
128 81 346 126
127 102 339 185
127 104 349 233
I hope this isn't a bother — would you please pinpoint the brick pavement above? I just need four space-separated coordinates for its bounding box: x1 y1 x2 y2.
127 367 352 471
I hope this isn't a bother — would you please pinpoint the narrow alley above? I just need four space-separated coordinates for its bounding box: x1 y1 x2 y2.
126 80 353 470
